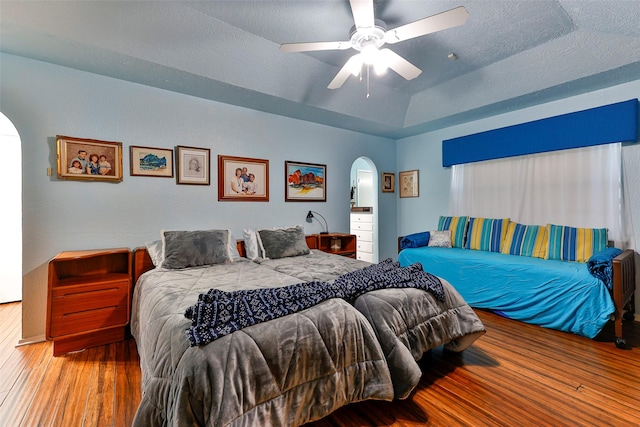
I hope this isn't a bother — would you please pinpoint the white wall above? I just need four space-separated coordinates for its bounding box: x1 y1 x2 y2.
0 113 22 303
0 53 397 342
397 79 640 318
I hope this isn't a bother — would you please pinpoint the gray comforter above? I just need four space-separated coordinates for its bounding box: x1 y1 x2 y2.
131 259 394 427
257 251 487 398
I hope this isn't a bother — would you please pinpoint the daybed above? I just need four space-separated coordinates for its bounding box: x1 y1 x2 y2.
398 216 636 348
130 226 486 426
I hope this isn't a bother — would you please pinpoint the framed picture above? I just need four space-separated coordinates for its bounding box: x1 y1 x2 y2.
176 146 210 185
130 146 173 178
218 155 269 201
56 135 123 182
285 160 326 202
381 172 395 193
399 169 419 198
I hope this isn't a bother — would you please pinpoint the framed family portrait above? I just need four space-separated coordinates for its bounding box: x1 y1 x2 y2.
176 146 210 185
218 155 269 201
381 172 395 193
285 160 326 202
399 169 419 198
56 135 123 182
130 146 173 178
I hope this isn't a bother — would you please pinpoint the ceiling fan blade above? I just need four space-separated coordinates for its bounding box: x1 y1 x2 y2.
384 6 469 44
349 0 374 29
379 49 421 80
280 41 351 53
328 54 364 89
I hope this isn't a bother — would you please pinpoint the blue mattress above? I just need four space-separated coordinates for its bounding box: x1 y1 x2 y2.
398 247 615 338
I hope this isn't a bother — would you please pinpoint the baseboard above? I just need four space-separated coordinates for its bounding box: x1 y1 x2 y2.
16 334 46 347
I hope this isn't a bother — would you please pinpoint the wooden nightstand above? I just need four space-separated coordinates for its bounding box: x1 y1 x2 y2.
314 233 357 259
46 248 132 356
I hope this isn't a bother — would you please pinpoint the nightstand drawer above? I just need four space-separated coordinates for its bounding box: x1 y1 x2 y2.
50 280 129 337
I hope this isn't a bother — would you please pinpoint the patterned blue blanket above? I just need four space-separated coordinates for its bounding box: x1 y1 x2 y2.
185 258 444 346
587 247 622 290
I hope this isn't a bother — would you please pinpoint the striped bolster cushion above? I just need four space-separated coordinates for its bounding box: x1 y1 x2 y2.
546 224 607 263
501 222 548 259
465 217 509 252
437 216 468 248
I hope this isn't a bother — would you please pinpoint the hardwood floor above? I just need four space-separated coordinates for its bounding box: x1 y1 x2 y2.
1 301 638 426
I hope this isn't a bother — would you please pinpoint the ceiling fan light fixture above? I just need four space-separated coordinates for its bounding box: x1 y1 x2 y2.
361 44 379 64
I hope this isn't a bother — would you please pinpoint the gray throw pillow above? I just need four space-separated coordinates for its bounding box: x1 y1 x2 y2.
257 226 310 259
427 230 452 248
162 229 231 269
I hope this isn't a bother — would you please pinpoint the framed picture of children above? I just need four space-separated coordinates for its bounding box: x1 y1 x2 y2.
218 155 269 202
56 135 123 182
176 145 210 185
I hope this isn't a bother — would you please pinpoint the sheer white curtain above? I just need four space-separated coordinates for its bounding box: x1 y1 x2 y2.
449 143 632 248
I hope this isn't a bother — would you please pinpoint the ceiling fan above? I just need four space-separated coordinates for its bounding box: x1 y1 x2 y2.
280 0 468 90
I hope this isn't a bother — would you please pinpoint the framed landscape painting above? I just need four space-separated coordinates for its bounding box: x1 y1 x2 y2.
285 160 326 202
130 146 173 177
218 155 269 201
56 135 123 182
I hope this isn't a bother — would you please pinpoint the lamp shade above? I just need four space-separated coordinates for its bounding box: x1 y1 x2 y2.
306 210 329 234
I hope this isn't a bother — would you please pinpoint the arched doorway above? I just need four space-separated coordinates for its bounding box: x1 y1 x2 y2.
349 157 379 263
0 113 23 303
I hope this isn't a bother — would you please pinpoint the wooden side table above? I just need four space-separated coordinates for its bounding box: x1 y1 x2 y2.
46 248 132 356
314 233 357 259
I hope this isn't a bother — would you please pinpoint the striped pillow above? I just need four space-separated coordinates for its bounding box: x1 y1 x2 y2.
501 222 548 259
546 224 607 262
465 217 509 252
437 216 468 248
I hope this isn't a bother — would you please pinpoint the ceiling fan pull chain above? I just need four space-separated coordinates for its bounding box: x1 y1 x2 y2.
366 64 371 98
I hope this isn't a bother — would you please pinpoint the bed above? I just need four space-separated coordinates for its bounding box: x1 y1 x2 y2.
397 244 635 347
130 227 486 425
130 230 395 427
248 227 486 398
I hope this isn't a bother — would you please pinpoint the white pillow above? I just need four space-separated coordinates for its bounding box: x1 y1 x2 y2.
243 228 261 260
227 232 241 261
145 240 164 267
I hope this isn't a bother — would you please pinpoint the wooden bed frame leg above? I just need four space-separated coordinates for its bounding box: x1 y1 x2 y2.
612 249 636 350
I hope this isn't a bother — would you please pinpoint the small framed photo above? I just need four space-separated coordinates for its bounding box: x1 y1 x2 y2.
285 160 326 202
56 135 123 182
130 146 173 178
218 155 269 201
399 169 419 198
381 172 395 193
176 146 210 185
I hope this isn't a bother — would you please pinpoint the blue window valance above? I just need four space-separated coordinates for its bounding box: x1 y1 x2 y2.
442 99 639 167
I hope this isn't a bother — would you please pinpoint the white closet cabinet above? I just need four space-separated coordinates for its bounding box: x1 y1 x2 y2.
350 210 374 263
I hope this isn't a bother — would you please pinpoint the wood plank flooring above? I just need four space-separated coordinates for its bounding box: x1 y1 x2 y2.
1 301 638 426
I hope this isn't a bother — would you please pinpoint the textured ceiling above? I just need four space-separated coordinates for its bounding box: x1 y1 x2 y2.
1 0 640 139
